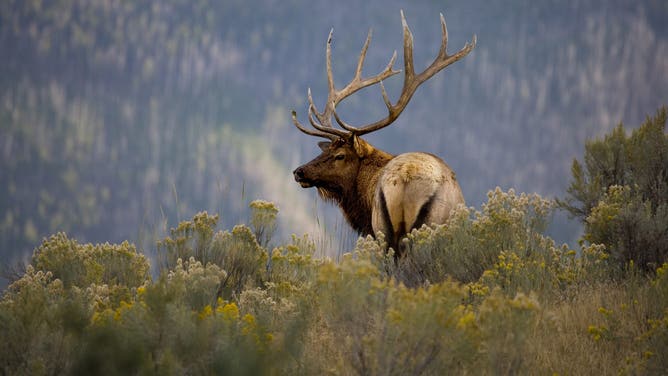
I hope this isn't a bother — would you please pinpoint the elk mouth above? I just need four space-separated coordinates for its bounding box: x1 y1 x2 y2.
297 180 313 188
293 168 315 188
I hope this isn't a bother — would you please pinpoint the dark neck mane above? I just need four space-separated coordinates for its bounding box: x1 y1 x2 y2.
318 150 392 236
340 184 375 235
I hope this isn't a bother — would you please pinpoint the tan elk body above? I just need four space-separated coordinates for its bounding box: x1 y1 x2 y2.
292 11 475 257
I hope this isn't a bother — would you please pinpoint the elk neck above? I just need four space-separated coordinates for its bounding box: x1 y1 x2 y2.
338 148 393 236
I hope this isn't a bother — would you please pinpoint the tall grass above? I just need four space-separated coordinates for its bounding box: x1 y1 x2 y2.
1 192 667 375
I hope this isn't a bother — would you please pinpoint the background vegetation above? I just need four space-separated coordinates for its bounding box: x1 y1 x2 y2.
1 1 667 373
559 108 668 272
2 109 667 374
2 1 668 274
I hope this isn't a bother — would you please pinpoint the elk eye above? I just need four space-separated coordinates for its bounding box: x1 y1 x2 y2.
335 154 345 161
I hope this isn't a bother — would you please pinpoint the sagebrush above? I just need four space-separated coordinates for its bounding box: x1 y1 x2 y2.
2 195 667 375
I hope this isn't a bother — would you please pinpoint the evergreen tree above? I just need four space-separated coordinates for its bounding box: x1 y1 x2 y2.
559 107 668 270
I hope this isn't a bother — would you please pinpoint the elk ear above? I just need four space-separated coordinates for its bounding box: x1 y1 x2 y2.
352 135 373 158
318 141 331 152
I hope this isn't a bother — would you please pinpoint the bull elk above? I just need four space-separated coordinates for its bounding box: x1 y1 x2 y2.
292 11 476 258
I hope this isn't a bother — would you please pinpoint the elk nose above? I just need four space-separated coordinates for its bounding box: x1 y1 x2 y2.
293 167 304 181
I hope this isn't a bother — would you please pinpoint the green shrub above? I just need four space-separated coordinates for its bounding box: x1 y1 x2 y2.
156 211 221 270
559 107 668 270
32 232 150 289
357 188 556 287
0 267 89 374
585 185 668 271
249 200 279 248
312 255 479 375
3 191 668 375
157 208 269 300
477 290 540 373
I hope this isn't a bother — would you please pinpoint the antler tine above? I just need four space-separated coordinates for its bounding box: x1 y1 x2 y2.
293 26 397 140
401 9 415 81
325 29 335 99
291 86 346 140
298 29 341 134
335 48 400 133
336 10 476 137
324 27 401 134
333 10 415 135
292 11 473 140
308 103 348 138
307 87 332 128
306 88 349 138
438 13 448 59
354 29 373 81
291 110 338 140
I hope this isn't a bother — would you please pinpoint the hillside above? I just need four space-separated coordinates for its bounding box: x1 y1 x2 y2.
1 0 667 268
2 191 667 374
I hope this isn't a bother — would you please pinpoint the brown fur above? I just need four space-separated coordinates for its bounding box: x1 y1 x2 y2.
293 136 464 257
291 12 474 257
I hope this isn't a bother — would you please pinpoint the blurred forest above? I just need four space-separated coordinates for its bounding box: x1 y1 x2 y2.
1 0 667 278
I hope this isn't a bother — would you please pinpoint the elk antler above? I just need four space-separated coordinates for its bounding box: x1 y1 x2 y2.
292 10 476 140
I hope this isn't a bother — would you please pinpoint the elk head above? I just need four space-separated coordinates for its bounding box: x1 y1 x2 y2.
293 137 375 192
292 10 475 253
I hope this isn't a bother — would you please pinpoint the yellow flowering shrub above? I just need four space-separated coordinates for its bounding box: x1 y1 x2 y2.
268 234 320 286
360 188 557 288
166 257 226 310
156 211 220 269
2 196 667 374
0 266 87 373
32 232 150 288
478 290 541 373
217 300 240 322
249 199 279 247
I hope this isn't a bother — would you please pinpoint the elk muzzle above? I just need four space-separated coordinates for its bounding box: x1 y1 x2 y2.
293 166 313 188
